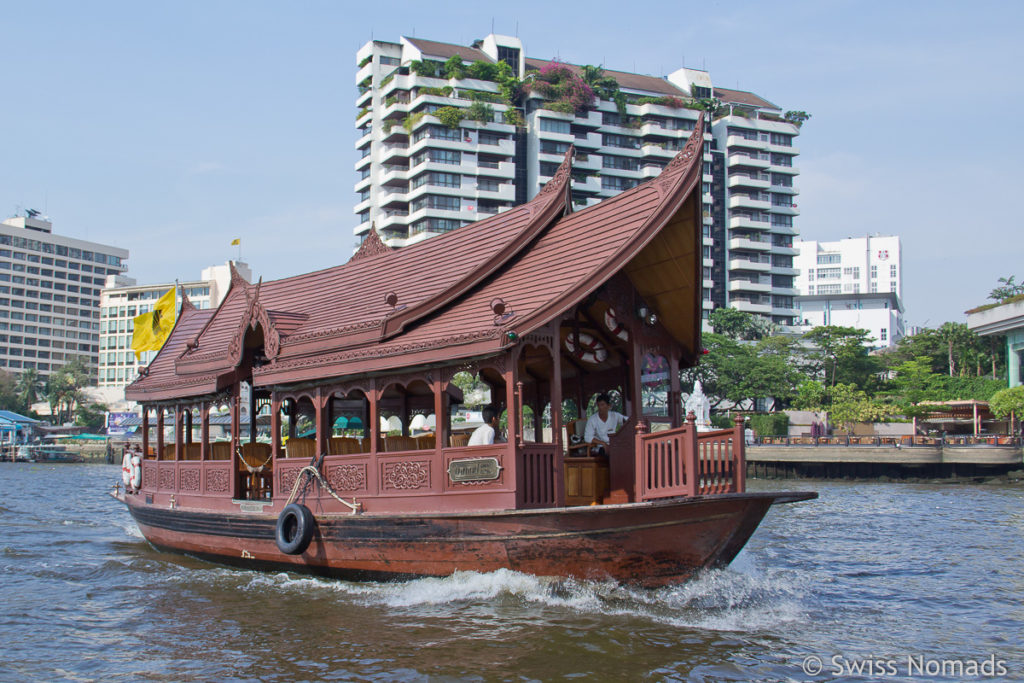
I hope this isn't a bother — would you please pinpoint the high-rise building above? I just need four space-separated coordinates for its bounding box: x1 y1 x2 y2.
353 34 803 327
0 213 128 381
794 236 904 347
97 261 251 408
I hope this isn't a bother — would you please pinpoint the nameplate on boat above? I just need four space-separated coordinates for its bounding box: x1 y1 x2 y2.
448 457 502 483
235 500 273 514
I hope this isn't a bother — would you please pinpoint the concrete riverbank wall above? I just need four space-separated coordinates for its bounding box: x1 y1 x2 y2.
747 444 1023 480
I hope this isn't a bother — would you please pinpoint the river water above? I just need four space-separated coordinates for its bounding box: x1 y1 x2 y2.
0 464 1021 682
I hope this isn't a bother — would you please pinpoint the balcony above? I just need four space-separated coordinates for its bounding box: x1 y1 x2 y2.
770 203 800 216
728 195 770 211
728 152 770 169
354 63 374 87
380 143 409 164
377 209 410 231
641 143 677 158
728 256 771 272
731 299 773 315
726 135 767 150
728 173 770 189
728 215 771 230
767 162 799 175
353 154 372 172
729 277 772 293
728 236 772 252
377 187 408 205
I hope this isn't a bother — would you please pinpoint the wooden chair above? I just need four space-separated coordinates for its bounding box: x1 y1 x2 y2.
449 433 470 448
566 419 589 457
209 442 232 461
415 434 436 450
384 435 417 452
328 436 364 455
285 437 317 460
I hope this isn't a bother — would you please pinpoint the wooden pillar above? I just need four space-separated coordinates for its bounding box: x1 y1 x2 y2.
733 414 747 493
504 363 519 448
551 345 563 447
368 384 379 455
630 344 644 423
315 387 327 456
142 407 150 459
432 376 444 450
270 392 282 460
400 387 409 437
156 408 165 461
249 384 257 444
669 353 682 428
200 402 209 461
173 405 182 460
185 408 193 445
973 402 979 436
286 399 296 440
684 411 699 497
516 380 525 447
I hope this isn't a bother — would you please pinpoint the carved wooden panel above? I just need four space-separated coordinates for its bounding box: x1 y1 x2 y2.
382 460 430 490
327 463 367 492
205 468 230 493
158 465 176 491
179 467 200 492
278 466 304 497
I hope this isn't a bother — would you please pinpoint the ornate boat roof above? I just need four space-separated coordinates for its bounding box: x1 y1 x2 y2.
127 116 705 401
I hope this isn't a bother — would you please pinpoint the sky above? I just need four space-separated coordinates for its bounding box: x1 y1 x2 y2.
2 0 1021 329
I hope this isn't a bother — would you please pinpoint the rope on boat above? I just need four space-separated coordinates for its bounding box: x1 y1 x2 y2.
284 464 362 514
237 447 273 473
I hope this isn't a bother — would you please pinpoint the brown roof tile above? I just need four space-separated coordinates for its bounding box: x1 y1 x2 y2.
404 37 492 63
712 86 778 110
524 58 685 96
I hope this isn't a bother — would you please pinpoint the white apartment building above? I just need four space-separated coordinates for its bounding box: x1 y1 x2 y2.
353 34 802 327
97 261 251 408
794 236 905 347
0 213 128 381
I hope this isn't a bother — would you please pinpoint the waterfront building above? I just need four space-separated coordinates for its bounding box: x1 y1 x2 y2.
794 236 904 347
967 297 1024 388
96 261 251 409
353 34 802 327
0 213 129 381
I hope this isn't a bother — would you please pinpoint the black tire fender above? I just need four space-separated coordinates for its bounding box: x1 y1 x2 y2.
275 503 315 555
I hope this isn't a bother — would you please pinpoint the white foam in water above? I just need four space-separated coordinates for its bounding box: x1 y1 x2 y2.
223 562 807 633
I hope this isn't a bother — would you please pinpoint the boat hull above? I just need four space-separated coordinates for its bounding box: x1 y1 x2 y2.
118 491 815 587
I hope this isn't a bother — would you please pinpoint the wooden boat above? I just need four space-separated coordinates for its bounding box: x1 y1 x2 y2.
113 115 815 587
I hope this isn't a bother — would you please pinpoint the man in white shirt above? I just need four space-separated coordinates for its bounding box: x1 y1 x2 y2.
584 393 626 456
468 406 500 446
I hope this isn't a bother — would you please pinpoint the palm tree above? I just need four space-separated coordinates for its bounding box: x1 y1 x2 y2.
15 367 41 414
579 65 619 101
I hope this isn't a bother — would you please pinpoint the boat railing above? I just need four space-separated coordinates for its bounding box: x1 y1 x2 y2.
635 415 746 502
516 443 563 509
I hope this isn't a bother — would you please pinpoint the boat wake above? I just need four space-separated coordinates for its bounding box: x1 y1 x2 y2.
220 553 808 632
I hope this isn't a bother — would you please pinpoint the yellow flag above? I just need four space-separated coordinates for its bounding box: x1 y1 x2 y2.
230 238 241 246
130 288 176 361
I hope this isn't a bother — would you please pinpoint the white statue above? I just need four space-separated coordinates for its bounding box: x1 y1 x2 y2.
684 380 713 432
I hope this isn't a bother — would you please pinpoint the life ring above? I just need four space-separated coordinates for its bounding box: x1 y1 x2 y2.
121 451 132 487
130 456 142 489
275 503 315 555
604 308 629 341
565 332 608 364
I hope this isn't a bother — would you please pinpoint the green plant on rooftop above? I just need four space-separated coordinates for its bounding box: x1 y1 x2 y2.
401 111 426 133
443 55 466 80
502 108 523 127
356 107 371 121
418 85 454 98
783 110 811 126
529 61 595 115
990 276 1024 302
385 95 397 107
358 56 372 68
380 72 396 88
465 101 494 124
435 106 464 129
409 59 444 78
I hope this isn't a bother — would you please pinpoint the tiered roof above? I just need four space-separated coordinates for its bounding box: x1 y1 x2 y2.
127 117 706 401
